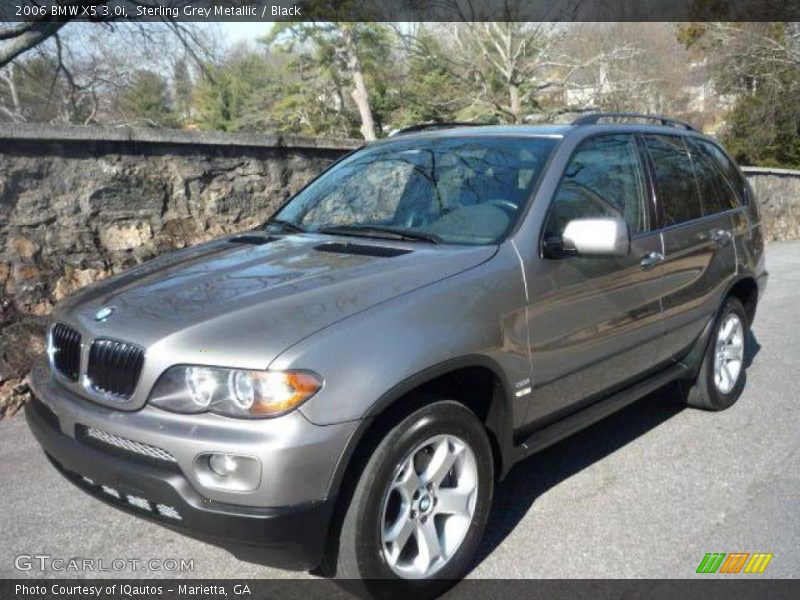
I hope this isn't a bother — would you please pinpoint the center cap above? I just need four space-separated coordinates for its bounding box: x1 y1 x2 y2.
418 494 432 513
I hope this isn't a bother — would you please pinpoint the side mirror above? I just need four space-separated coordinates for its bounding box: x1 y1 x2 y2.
547 217 630 257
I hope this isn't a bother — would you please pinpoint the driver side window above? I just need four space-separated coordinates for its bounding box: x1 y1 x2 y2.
544 135 648 241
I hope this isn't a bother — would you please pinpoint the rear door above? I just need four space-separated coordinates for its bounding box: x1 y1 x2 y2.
644 134 739 363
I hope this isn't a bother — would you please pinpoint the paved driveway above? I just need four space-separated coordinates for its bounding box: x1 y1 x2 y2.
1 241 798 580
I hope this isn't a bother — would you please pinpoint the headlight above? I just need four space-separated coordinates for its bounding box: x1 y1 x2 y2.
149 366 323 418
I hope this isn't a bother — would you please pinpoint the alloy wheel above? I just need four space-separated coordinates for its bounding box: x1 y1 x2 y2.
714 312 745 394
380 434 478 579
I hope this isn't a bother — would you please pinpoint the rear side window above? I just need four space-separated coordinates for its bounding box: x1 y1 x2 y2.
544 134 649 240
691 139 744 209
644 135 703 226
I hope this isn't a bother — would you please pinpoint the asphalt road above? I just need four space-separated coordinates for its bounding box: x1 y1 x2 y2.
1 241 798 582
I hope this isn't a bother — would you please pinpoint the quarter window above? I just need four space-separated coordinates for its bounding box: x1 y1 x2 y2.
686 139 738 215
644 135 703 226
544 134 648 241
692 139 744 209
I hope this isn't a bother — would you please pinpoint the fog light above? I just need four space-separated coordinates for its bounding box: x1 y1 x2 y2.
195 453 261 492
208 453 238 477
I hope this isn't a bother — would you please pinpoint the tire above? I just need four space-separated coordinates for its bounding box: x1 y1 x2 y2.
685 296 749 411
332 399 493 599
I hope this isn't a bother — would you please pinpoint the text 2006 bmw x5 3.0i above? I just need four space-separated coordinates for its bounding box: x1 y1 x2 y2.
26 113 766 596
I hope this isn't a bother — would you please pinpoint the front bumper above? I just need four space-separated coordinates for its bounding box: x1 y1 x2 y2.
26 397 331 569
25 358 360 569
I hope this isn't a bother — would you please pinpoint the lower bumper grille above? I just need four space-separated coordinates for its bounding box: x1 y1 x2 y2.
76 425 177 466
70 471 182 521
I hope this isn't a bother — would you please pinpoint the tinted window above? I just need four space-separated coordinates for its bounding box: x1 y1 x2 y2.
692 139 744 208
275 136 557 245
686 139 739 215
645 135 703 226
544 134 648 240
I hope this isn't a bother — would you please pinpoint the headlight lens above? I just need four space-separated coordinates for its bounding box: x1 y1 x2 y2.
149 366 322 418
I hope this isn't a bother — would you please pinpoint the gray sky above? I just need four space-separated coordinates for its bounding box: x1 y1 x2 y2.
220 22 274 45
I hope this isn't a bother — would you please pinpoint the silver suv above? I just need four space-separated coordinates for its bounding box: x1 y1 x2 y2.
26 114 767 595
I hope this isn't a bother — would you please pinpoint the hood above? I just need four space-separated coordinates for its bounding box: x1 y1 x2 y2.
56 233 496 371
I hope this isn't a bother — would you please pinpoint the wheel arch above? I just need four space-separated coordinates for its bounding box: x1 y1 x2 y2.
325 355 515 501
726 275 759 325
681 274 759 378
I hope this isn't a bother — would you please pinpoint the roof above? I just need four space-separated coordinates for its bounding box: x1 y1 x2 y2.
384 124 572 141
382 120 707 145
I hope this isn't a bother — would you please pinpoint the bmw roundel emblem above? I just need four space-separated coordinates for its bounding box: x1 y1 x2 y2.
94 306 115 322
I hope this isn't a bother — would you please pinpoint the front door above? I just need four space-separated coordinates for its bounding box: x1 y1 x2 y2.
524 134 666 427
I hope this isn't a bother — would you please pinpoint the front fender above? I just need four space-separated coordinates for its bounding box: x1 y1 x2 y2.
268 245 530 431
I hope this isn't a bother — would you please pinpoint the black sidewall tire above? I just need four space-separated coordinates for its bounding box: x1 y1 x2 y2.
689 297 749 411
336 400 493 598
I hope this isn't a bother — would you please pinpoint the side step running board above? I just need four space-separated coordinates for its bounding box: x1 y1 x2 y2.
516 363 688 460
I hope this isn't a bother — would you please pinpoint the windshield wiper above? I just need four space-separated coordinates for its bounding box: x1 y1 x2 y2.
263 218 305 233
316 224 440 244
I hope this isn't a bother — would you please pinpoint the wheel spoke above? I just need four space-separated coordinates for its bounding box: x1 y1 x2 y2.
721 362 734 391
720 318 735 341
415 520 442 568
421 439 461 486
384 518 414 565
727 321 742 343
393 459 421 503
436 487 472 517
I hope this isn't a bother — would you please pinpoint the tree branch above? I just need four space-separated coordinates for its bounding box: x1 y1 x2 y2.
0 22 40 42
0 20 70 69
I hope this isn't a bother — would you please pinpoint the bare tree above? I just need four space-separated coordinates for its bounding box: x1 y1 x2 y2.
680 23 800 92
555 23 696 117
0 4 216 126
0 2 212 69
399 22 639 124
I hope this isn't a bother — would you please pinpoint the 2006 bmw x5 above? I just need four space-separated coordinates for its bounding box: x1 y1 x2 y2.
27 113 766 595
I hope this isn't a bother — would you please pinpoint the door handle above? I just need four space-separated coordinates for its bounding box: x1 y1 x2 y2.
640 251 664 269
710 229 732 245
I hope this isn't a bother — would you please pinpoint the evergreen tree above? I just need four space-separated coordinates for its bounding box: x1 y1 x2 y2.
116 69 178 128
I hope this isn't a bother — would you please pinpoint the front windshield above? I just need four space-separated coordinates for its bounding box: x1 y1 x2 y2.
271 135 558 245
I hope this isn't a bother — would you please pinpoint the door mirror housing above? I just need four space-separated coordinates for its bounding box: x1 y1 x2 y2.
547 217 631 257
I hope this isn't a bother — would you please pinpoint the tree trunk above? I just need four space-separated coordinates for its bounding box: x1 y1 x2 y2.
0 66 25 123
341 25 377 141
509 82 521 123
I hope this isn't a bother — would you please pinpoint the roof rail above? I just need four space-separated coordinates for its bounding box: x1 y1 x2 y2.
572 112 698 132
390 121 490 136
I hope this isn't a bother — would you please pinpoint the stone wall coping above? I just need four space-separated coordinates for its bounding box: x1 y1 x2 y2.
0 123 363 151
742 166 800 177
2 126 800 175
